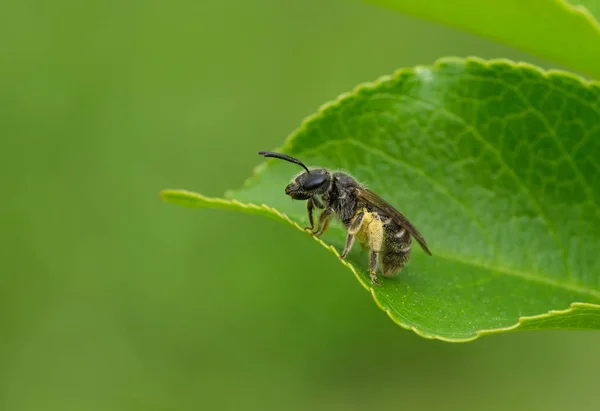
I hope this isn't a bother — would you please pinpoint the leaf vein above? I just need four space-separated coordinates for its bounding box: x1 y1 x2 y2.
500 80 598 209
383 92 572 278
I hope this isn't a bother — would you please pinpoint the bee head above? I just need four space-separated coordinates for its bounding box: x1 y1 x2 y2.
258 151 331 200
285 168 331 199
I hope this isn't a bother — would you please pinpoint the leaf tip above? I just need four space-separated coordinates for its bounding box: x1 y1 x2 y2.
158 189 170 200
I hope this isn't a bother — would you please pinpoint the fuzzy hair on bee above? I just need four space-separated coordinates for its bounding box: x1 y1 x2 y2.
258 151 432 286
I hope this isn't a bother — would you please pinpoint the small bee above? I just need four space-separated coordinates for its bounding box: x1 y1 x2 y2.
258 151 432 286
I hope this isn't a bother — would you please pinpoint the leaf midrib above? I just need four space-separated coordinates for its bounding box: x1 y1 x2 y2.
296 90 573 277
283 136 598 298
436 252 600 299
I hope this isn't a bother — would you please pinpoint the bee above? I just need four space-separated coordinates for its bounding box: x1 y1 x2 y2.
258 151 432 286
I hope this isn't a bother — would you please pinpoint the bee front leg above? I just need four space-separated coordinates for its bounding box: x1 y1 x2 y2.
312 209 332 237
340 211 364 259
304 199 315 231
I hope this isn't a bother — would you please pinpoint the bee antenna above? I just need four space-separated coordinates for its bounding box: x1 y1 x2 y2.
258 151 310 174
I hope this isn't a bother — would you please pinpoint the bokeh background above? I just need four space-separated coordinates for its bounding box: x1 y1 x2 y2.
2 1 599 410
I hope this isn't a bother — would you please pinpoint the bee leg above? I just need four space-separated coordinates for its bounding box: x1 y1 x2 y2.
340 211 364 259
312 209 332 236
369 251 380 286
303 199 315 231
366 215 384 286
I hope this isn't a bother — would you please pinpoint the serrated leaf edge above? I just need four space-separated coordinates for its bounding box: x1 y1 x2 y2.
159 190 600 342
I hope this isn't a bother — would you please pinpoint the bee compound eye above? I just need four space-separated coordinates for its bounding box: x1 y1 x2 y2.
304 175 327 190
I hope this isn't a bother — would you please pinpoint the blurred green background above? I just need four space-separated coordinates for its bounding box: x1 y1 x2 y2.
1 1 599 410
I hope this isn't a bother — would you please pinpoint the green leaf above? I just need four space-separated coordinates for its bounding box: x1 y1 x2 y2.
364 0 600 79
161 58 600 341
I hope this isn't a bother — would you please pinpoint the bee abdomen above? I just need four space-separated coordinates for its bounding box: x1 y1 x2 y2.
381 225 412 277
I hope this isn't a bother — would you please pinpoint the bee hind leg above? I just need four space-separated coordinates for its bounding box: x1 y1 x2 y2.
366 213 384 286
369 250 380 286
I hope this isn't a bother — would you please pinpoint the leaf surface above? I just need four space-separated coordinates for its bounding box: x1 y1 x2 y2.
364 0 600 79
161 58 600 341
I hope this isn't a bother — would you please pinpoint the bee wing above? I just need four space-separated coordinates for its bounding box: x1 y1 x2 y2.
355 188 432 255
